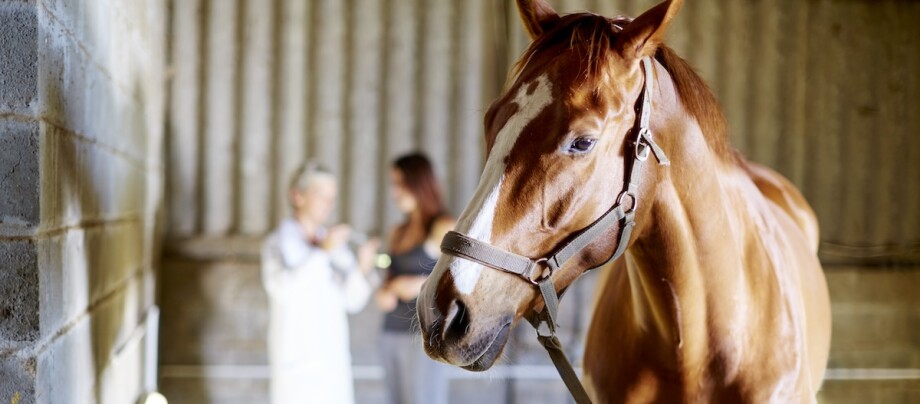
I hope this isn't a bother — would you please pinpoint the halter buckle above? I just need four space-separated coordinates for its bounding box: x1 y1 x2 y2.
635 128 652 161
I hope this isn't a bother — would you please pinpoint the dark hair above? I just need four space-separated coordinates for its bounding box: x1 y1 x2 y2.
393 152 446 236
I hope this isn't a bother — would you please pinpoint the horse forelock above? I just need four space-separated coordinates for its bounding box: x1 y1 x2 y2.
510 12 734 163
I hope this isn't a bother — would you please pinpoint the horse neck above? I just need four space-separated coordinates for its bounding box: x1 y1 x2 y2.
618 68 758 364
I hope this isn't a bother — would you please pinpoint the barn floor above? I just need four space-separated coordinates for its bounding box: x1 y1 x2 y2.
157 238 919 403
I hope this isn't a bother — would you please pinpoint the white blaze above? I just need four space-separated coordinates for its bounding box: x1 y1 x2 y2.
445 74 554 294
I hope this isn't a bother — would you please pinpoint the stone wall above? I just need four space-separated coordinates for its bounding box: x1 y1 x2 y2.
0 0 167 403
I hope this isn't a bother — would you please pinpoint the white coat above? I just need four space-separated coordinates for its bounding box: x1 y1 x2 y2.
261 219 372 404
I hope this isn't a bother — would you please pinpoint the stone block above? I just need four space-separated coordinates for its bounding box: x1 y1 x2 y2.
0 120 40 229
37 220 147 337
158 259 268 366
159 377 269 404
0 354 36 404
40 125 147 229
36 13 88 135
825 267 920 368
0 241 39 345
36 277 148 404
0 2 38 114
36 7 152 166
818 379 920 404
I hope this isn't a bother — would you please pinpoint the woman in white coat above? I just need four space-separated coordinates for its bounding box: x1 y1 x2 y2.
262 162 378 404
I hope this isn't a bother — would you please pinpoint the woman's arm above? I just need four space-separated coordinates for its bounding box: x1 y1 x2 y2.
387 216 456 301
384 275 428 301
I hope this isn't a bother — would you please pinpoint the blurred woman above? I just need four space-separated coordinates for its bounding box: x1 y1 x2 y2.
261 162 378 404
376 152 454 404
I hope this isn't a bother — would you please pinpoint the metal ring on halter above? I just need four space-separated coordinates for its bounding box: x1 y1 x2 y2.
526 258 551 285
616 190 638 214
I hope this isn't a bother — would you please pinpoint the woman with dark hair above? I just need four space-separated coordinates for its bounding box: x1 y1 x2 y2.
376 152 454 404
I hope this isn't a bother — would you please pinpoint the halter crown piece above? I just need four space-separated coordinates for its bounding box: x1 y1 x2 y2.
440 58 667 404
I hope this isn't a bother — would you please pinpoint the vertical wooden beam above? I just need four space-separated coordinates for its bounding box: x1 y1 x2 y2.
311 0 347 222
347 0 383 234
805 0 844 244
238 0 274 235
419 0 453 203
776 0 809 187
719 0 751 152
451 0 486 215
167 0 202 237
746 0 782 167
379 0 418 233
273 0 310 224
201 0 239 235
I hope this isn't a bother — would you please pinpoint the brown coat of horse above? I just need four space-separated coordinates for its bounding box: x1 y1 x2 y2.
416 1 831 402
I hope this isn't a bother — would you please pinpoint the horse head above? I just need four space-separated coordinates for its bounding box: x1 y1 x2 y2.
417 0 683 371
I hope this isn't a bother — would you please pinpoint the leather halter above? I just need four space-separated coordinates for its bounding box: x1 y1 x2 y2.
440 58 668 403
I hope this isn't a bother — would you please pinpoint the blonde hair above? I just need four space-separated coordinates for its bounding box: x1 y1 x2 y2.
288 161 335 205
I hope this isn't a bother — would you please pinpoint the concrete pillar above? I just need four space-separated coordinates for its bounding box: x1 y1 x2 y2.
274 0 310 225
311 0 346 223
418 0 453 204
1 0 166 402
775 0 810 186
202 0 239 235
380 0 418 233
747 0 782 167
838 1 877 245
803 0 844 245
239 0 274 235
167 0 202 237
718 0 751 152
450 0 485 215
346 0 383 234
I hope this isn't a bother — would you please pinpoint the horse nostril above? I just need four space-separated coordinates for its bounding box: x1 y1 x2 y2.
442 299 471 343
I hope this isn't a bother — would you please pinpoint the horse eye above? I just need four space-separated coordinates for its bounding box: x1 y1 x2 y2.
567 137 597 154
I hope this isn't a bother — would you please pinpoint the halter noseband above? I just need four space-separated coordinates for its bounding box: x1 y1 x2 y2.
439 58 668 403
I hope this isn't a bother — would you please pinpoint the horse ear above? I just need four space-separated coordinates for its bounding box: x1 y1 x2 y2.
516 0 560 39
616 0 683 60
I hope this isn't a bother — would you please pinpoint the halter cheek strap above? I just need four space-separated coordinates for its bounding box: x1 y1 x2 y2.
440 58 667 404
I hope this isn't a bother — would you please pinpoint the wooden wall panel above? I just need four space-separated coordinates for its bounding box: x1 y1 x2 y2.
201 0 238 235
166 0 920 263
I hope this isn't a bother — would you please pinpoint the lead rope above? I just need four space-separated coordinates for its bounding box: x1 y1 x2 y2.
527 58 664 404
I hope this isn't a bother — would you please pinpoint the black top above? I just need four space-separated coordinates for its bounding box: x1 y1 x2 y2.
382 243 436 333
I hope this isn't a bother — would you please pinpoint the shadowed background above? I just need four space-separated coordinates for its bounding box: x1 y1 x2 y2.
157 1 919 403
0 0 916 403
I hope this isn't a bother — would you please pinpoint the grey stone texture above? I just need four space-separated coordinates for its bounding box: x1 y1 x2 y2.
0 120 39 228
0 355 36 404
0 241 38 344
0 2 38 114
0 0 166 402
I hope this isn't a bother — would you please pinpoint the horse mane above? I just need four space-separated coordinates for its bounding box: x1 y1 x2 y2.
512 13 733 162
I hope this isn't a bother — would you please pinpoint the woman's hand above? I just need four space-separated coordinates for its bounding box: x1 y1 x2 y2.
357 238 381 274
387 276 428 301
322 224 351 252
374 288 397 312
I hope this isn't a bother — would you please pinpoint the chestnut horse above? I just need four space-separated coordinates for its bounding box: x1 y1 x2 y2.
417 0 831 402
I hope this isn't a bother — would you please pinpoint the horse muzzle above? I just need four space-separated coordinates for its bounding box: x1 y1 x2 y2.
416 275 516 371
